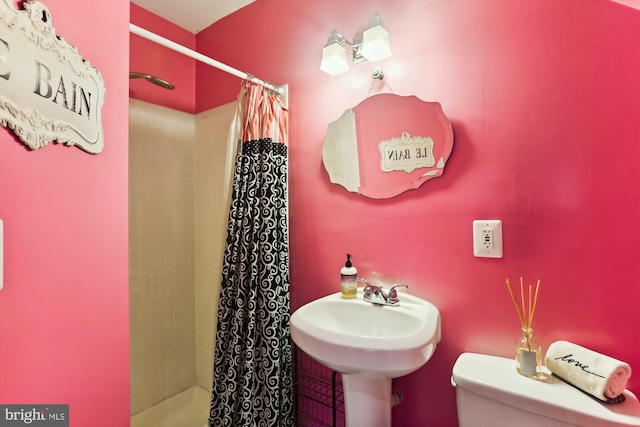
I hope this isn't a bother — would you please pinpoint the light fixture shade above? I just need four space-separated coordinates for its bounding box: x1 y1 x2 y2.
360 25 392 63
320 41 349 76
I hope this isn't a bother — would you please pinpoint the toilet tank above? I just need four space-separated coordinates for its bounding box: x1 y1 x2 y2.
451 353 640 427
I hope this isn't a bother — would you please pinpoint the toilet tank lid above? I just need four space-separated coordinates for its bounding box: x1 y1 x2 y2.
452 352 640 427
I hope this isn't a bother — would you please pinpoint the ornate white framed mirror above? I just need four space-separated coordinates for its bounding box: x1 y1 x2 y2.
322 94 454 199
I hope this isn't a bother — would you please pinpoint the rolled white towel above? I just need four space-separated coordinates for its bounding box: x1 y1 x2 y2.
545 340 632 402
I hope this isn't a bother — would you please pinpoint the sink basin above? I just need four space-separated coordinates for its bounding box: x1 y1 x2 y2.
290 288 441 379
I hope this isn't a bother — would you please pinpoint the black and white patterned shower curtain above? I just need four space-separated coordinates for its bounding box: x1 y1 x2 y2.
209 82 293 427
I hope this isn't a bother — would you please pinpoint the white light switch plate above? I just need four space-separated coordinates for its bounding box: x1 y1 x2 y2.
473 220 503 258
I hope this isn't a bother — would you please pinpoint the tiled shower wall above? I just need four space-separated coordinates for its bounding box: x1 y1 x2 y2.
129 99 196 414
129 99 235 414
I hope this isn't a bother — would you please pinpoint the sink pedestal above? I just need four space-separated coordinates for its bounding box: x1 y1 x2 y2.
342 375 392 427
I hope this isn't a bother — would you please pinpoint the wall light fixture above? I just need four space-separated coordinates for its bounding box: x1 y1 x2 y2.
320 12 392 76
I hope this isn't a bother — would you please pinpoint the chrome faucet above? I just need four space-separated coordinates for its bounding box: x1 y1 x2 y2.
358 278 408 306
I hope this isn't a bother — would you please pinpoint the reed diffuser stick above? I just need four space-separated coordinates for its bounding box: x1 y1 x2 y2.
529 280 540 327
520 277 526 328
528 285 532 328
505 279 525 329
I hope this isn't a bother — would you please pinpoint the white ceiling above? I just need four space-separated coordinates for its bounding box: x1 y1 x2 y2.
131 0 255 34
610 0 640 8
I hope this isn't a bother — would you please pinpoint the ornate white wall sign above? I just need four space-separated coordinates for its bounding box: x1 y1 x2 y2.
0 0 105 154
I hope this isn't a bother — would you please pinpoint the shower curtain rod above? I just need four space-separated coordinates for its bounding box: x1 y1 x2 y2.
129 23 283 95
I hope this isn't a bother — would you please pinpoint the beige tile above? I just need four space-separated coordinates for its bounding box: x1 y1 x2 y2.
130 386 210 427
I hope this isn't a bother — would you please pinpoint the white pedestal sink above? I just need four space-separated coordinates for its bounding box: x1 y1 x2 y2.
290 288 441 427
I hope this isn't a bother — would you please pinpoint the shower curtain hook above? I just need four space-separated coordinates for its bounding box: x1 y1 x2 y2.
243 73 255 86
264 80 278 95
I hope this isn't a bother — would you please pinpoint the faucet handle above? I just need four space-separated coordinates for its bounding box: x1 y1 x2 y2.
363 284 384 298
358 278 380 294
387 284 408 305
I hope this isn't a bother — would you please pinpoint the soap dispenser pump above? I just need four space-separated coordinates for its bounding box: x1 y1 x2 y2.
341 253 358 299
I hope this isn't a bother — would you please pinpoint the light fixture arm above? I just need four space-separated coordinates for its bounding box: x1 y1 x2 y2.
327 30 367 64
329 30 359 48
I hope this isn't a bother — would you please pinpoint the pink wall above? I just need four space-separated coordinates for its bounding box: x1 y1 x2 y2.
130 3 196 114
0 1 130 426
195 1 640 425
132 0 640 425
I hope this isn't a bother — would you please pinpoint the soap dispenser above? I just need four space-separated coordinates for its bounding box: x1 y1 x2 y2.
341 254 357 299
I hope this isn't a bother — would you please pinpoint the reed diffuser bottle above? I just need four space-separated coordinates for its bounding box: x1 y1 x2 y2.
506 278 542 379
516 327 542 378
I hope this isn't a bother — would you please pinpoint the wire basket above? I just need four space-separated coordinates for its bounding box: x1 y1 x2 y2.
293 345 345 427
